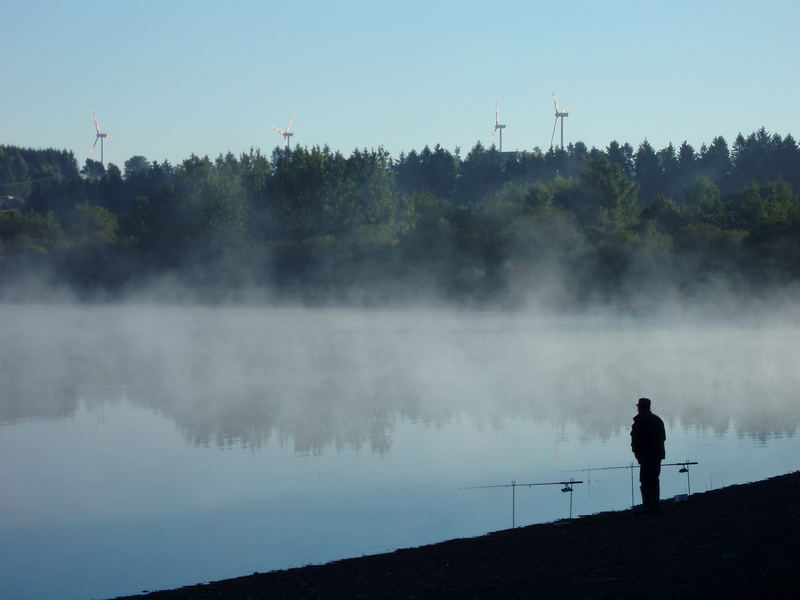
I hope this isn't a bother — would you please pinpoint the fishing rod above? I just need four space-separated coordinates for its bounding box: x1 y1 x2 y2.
564 461 699 506
460 479 584 527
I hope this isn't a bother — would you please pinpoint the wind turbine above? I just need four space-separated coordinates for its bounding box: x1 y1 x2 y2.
551 90 569 150
90 111 112 165
272 115 295 149
490 100 507 152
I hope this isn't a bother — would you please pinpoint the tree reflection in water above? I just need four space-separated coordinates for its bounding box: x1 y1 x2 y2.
2 304 799 452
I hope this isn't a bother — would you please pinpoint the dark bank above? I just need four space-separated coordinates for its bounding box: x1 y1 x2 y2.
113 471 800 600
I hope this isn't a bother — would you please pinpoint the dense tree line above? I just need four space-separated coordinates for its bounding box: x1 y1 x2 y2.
1 129 799 304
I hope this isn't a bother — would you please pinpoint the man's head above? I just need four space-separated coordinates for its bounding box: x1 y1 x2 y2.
637 397 652 413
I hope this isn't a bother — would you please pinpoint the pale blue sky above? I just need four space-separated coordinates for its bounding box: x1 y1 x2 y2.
2 0 798 167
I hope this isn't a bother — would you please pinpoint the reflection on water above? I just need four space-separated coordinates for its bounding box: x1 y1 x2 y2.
1 304 799 599
3 304 799 446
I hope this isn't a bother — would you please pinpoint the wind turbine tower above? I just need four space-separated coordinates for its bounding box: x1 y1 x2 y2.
551 90 569 150
272 115 295 149
490 101 507 152
91 111 112 165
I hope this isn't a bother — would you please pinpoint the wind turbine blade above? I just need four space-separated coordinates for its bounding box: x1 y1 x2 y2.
552 90 559 114
94 112 101 134
551 117 558 148
495 101 499 126
272 126 284 134
287 115 295 132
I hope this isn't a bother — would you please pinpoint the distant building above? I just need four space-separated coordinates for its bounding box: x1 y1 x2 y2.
499 151 523 161
0 195 23 212
497 150 543 162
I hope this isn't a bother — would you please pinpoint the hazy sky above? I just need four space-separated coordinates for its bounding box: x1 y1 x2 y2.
2 0 798 167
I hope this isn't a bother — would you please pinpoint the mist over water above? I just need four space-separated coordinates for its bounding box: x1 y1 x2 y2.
4 303 799 443
1 302 799 599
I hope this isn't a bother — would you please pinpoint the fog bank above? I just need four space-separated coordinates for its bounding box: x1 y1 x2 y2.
3 303 798 452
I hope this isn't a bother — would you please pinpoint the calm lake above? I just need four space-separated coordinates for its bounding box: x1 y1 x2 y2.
1 303 798 600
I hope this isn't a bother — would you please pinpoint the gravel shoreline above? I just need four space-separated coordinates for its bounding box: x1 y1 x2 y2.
114 471 800 599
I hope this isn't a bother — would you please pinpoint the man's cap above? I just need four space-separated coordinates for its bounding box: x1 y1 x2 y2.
637 397 651 409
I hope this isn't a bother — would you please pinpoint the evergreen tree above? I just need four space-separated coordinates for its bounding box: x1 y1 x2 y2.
633 140 661 205
606 141 635 179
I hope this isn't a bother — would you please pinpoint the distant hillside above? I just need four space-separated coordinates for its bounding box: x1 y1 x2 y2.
2 132 800 306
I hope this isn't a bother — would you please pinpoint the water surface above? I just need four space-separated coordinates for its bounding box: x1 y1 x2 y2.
1 304 798 599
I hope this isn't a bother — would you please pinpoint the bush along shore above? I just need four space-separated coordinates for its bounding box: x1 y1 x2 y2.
114 471 800 600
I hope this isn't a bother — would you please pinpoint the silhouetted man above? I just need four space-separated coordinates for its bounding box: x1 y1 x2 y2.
630 397 666 513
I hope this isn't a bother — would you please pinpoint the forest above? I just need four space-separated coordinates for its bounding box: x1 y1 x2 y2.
1 129 799 306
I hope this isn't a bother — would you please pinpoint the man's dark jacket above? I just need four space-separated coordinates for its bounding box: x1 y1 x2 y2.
630 411 666 463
